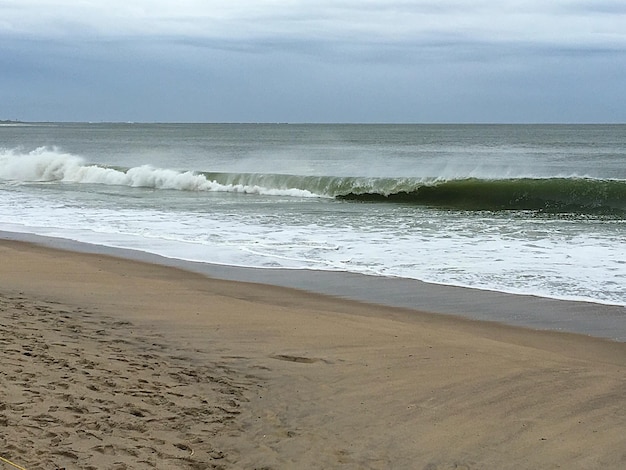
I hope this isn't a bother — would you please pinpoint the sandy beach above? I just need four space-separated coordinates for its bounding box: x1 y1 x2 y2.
1 239 625 469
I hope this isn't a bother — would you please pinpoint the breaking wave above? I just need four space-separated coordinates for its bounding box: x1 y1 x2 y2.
0 147 317 197
2 147 625 214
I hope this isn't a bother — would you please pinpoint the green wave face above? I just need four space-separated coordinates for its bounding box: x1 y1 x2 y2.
339 177 626 214
203 172 626 214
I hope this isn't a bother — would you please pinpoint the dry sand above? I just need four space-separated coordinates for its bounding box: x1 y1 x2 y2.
0 239 625 470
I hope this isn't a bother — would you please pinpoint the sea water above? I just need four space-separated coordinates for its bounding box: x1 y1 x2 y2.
1 123 625 307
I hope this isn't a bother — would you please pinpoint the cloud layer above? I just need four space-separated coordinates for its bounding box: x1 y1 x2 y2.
2 1 625 122
4 1 625 46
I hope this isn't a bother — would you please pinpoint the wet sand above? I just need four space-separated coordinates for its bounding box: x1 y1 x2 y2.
1 239 625 469
4 231 626 341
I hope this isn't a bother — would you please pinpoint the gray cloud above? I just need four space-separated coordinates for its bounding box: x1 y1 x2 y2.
1 1 625 122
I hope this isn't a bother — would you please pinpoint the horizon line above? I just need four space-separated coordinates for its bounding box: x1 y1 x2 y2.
3 120 625 126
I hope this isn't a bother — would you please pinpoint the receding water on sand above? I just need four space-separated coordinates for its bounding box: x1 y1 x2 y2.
3 231 625 341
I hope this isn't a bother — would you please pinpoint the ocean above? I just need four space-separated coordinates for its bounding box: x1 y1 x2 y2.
1 123 625 311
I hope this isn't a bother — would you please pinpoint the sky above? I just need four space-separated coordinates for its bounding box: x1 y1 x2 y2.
1 1 625 123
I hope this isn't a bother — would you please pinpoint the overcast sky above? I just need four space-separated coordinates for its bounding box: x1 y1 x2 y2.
1 1 625 123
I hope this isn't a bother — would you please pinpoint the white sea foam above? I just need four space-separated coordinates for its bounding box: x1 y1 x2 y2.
0 147 317 197
1 182 625 307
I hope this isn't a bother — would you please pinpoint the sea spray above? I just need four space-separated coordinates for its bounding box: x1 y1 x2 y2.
3 147 624 215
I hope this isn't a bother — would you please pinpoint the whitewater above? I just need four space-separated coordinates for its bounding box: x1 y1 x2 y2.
1 123 625 308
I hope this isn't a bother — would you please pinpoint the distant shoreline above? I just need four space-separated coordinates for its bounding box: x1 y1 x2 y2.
2 120 626 126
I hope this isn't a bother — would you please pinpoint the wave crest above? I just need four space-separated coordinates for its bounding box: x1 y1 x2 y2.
0 147 317 197
2 147 624 214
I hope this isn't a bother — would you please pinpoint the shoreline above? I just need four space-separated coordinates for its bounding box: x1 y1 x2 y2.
1 230 625 342
1 237 625 469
